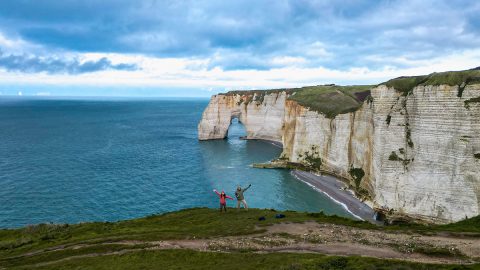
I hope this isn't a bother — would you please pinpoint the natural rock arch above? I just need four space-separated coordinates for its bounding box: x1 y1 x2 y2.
226 112 247 138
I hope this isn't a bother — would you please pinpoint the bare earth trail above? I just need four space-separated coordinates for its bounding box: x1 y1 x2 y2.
5 222 479 269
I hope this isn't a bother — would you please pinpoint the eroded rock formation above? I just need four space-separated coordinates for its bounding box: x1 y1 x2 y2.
198 83 480 223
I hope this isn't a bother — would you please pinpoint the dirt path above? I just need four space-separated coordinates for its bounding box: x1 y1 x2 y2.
4 222 479 268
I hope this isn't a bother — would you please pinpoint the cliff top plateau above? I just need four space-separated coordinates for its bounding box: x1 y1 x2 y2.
222 68 480 118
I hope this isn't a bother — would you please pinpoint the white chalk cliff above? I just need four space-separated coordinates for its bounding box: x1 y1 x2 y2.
198 83 480 223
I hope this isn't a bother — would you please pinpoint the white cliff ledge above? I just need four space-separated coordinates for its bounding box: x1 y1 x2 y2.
198 70 480 224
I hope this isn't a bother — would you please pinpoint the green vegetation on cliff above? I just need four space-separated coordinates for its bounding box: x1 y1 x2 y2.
0 208 370 258
224 68 480 119
15 249 476 270
227 84 372 118
288 85 372 118
383 68 480 96
0 208 479 269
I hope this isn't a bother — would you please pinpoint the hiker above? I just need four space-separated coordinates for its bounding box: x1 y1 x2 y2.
235 184 251 210
213 189 233 212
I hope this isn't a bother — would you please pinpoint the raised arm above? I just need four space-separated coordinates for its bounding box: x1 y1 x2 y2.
213 189 220 196
243 184 252 192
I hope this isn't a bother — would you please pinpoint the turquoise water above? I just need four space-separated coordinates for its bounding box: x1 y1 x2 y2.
0 97 351 228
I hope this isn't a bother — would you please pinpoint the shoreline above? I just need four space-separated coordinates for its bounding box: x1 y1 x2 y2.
239 136 283 148
291 170 381 224
242 137 379 224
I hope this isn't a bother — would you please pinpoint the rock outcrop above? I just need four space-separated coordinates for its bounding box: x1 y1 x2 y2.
198 92 287 141
198 80 480 223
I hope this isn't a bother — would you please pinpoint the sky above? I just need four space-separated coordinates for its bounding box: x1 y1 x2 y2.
0 0 479 97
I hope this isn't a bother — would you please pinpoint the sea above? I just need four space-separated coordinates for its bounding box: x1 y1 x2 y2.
0 97 352 228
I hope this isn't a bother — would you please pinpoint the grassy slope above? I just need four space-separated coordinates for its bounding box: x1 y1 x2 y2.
288 85 372 118
383 69 480 95
24 250 477 270
438 215 480 232
1 208 479 269
223 68 480 118
0 209 371 259
227 85 372 118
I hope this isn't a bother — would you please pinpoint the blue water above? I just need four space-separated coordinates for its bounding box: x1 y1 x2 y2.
0 97 351 228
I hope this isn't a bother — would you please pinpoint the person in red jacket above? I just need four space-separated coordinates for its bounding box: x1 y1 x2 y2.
213 189 233 212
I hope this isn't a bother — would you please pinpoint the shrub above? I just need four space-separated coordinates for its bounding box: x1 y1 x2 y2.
389 151 400 161
386 115 392 125
349 167 365 189
464 96 480 109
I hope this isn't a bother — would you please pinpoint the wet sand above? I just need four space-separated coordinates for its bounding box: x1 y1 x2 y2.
291 170 381 224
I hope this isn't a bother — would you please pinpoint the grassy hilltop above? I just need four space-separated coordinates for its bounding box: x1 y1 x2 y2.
227 84 372 118
224 68 480 118
0 208 479 269
384 68 480 95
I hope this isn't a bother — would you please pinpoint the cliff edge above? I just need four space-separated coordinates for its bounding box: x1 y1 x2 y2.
198 69 480 223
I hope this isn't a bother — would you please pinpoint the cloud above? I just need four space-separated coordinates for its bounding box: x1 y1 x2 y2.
0 51 138 74
0 49 478 94
0 0 479 96
0 0 477 71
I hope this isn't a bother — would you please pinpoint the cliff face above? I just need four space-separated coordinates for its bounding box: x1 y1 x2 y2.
371 84 480 222
198 84 480 223
198 92 287 141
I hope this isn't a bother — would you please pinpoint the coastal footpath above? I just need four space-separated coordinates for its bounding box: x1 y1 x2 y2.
1 208 479 269
198 69 480 224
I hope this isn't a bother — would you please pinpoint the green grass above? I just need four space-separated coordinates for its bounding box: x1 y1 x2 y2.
287 85 372 118
384 75 429 95
225 85 372 118
0 208 372 259
437 215 480 232
12 249 479 270
1 208 480 269
1 208 480 261
0 243 152 268
226 88 297 96
422 70 480 88
223 68 480 119
383 69 480 96
224 68 480 119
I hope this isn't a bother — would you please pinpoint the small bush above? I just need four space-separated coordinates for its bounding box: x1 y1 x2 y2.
302 145 322 170
406 129 414 148
349 167 365 189
464 96 480 109
389 151 400 161
386 115 392 125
